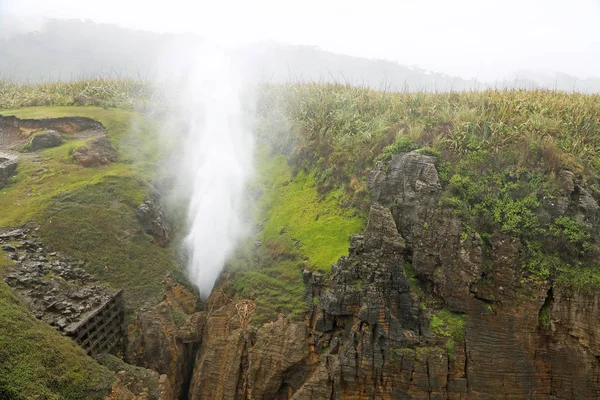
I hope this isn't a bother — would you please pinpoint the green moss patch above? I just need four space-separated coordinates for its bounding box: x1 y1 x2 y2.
429 309 466 360
258 152 365 272
223 147 365 323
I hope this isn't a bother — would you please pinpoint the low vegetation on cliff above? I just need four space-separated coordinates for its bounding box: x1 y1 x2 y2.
256 83 600 288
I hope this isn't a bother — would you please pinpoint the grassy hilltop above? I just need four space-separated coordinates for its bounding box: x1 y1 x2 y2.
1 79 600 396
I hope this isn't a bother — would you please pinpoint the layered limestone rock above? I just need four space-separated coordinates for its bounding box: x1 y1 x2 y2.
187 300 310 400
97 353 172 400
1 224 118 332
127 150 600 399
126 276 198 400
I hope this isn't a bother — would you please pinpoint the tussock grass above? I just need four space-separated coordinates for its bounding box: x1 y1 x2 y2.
0 78 161 110
257 83 600 288
258 84 600 186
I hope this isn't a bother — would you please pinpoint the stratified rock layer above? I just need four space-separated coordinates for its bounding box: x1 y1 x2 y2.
127 151 600 399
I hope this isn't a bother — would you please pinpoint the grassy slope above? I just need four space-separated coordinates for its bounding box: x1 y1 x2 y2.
2 80 600 394
0 106 180 397
0 106 180 309
225 85 600 323
256 151 364 272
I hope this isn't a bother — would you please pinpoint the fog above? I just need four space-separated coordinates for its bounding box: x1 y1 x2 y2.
156 41 253 298
2 0 600 84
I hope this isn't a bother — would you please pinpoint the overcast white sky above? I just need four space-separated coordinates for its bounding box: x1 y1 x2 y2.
1 0 600 82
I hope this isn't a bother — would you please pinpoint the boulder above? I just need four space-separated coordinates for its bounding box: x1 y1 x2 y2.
136 199 171 246
28 130 63 151
0 152 18 189
72 137 118 167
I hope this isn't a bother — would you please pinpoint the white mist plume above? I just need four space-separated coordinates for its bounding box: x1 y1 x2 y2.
161 41 253 298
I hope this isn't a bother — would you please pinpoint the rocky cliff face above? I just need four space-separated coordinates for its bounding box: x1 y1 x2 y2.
130 151 600 399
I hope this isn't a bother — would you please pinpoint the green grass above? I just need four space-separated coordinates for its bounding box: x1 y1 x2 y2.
1 106 161 167
0 104 183 397
429 309 466 360
259 84 600 189
0 253 114 399
2 79 600 350
0 104 184 395
254 147 364 273
259 167 364 272
554 265 600 292
223 147 365 323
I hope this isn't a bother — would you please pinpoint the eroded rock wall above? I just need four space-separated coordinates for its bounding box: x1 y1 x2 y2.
131 151 600 399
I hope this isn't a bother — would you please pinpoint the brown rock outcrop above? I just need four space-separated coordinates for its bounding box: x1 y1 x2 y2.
72 137 118 167
27 129 64 151
97 353 172 400
0 114 103 133
126 277 198 400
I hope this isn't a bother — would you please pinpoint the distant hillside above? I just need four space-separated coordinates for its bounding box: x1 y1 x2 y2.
0 20 168 81
2 19 599 93
0 19 480 91
495 70 600 94
239 44 482 91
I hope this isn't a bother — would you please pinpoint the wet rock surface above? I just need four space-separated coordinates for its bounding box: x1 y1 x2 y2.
0 151 18 189
1 223 117 333
136 197 171 247
125 275 198 400
98 353 173 400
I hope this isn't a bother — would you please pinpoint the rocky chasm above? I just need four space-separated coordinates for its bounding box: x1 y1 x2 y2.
127 151 600 400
